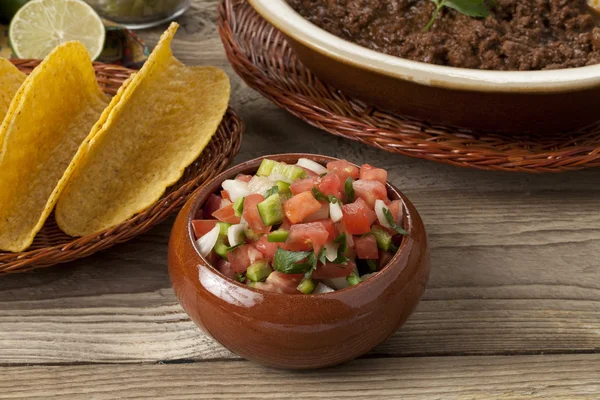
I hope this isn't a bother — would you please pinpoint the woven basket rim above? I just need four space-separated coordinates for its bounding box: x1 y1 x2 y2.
0 60 244 273
219 0 600 173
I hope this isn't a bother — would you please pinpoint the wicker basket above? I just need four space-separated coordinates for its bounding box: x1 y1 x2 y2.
219 0 600 173
0 60 244 274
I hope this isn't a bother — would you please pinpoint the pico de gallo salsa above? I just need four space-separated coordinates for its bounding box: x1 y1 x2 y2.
193 158 407 294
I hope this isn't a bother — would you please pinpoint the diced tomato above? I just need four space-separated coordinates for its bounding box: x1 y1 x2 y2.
290 174 341 198
378 251 394 270
345 246 357 261
298 166 318 178
283 191 321 224
253 235 279 261
286 222 329 253
355 234 379 259
280 217 292 231
353 180 388 208
388 200 403 224
312 260 355 279
227 244 264 273
192 220 218 238
290 177 316 195
216 259 237 280
252 281 277 292
327 160 359 182
342 198 376 235
236 174 252 183
360 164 388 185
302 202 329 223
206 250 220 267
307 219 336 242
212 204 241 224
316 173 341 197
266 271 302 294
203 194 227 219
221 190 231 202
243 193 271 234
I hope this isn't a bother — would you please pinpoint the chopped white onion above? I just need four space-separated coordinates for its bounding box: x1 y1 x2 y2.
361 273 377 281
303 202 329 222
375 199 391 228
324 242 339 262
329 201 343 223
313 283 335 294
297 158 328 175
247 176 274 196
324 277 349 290
345 231 354 248
222 179 251 201
196 225 220 257
227 224 246 247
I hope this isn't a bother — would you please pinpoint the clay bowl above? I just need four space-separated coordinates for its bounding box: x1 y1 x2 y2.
248 0 600 134
168 154 430 369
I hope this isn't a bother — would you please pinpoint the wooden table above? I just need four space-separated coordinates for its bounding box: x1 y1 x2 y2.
1 1 599 398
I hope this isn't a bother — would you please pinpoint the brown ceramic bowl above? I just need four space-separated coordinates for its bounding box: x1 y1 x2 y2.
168 154 430 369
248 0 600 134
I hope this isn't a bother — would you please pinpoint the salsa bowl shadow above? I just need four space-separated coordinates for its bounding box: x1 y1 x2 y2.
248 0 600 134
168 154 430 369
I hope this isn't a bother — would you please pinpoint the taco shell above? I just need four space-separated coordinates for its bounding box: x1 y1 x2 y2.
0 42 108 252
0 59 25 124
56 23 230 236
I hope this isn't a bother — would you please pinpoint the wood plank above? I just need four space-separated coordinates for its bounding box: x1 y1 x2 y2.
1 0 600 365
1 355 599 399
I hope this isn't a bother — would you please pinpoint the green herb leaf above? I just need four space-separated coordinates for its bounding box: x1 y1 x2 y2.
383 208 409 236
311 187 329 202
236 273 245 282
301 247 327 279
272 248 313 274
226 242 246 252
344 177 355 202
328 195 340 204
319 172 328 178
334 233 347 254
332 234 349 264
445 0 490 17
318 247 327 265
264 185 279 198
424 0 491 31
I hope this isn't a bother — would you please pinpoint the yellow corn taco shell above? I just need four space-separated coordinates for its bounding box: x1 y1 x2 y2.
56 23 230 237
0 42 108 252
0 59 25 123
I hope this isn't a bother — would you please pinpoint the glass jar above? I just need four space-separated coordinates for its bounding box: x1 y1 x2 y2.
84 0 191 29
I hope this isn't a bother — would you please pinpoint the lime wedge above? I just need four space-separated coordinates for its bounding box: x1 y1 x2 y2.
9 0 105 60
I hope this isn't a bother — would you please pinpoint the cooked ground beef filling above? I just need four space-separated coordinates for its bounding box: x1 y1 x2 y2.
286 0 600 70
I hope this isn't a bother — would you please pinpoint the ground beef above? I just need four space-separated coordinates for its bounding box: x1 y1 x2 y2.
286 0 600 70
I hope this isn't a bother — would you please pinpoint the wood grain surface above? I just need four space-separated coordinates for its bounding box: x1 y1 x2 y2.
0 0 599 398
2 355 599 399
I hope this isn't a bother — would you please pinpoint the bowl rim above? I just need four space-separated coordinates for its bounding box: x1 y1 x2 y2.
248 0 600 94
184 153 417 298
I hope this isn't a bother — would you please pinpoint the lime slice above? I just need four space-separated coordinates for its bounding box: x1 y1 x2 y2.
9 0 105 60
